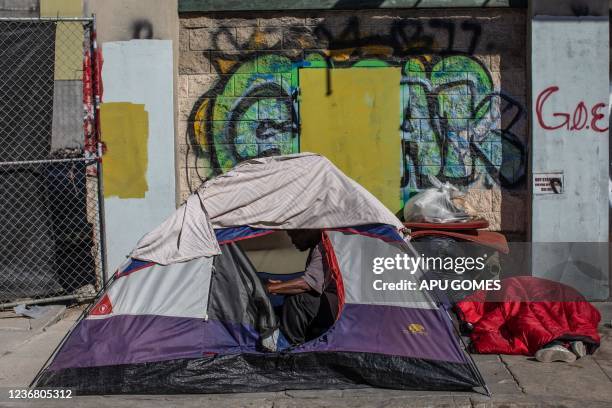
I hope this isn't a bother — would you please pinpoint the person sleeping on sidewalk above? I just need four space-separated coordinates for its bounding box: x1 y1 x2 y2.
456 276 601 364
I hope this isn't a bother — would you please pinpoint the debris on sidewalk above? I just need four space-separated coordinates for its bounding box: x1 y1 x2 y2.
14 304 54 319
3 304 66 331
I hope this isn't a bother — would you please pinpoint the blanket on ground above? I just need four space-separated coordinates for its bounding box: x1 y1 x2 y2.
456 276 601 355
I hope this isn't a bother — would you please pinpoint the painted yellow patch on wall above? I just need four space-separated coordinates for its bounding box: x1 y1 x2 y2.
40 0 83 80
40 0 82 16
100 102 149 199
299 67 402 213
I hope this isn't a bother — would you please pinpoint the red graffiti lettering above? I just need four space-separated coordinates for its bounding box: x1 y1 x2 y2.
535 86 608 133
536 87 568 130
590 103 609 132
571 102 588 130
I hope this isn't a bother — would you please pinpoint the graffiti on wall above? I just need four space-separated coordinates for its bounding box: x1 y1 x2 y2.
401 54 526 200
184 16 527 202
189 53 298 174
131 19 154 39
535 86 608 133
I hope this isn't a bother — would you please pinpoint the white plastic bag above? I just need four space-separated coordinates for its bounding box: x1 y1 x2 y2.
403 176 470 223
14 304 50 319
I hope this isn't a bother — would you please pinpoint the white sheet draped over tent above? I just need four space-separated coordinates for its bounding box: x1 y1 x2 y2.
130 153 404 265
128 193 221 264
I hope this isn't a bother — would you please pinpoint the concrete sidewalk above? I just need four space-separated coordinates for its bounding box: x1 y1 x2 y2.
0 303 610 408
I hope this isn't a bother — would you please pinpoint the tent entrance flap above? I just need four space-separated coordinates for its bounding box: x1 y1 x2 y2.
207 242 278 341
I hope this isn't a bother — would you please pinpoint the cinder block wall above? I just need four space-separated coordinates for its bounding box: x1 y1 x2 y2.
178 8 528 236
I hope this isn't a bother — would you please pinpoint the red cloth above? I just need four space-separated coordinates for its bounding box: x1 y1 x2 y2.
456 277 601 355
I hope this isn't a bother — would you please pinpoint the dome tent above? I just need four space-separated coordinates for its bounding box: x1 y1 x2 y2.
32 154 486 394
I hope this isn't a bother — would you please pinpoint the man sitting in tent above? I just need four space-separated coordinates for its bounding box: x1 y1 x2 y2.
265 229 338 345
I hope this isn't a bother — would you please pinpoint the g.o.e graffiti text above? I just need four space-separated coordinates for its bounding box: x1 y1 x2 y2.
536 86 608 133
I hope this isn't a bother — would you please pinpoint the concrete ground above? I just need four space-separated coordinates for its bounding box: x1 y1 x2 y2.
0 303 611 408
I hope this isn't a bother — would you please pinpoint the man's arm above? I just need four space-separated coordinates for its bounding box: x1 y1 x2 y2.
266 277 312 295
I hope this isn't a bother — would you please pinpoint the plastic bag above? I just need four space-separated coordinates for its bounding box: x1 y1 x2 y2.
14 304 51 319
403 176 471 223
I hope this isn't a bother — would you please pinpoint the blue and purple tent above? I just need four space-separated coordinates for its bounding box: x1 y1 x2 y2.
32 154 486 394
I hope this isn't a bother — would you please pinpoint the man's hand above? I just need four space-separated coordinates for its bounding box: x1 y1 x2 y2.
266 279 281 294
266 277 312 295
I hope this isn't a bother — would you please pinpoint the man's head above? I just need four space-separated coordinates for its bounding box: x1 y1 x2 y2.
287 229 322 251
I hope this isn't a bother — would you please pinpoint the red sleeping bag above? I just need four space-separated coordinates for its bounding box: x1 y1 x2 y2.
456 277 601 355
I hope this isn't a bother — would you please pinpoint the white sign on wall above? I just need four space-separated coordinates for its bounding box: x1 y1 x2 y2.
533 171 564 195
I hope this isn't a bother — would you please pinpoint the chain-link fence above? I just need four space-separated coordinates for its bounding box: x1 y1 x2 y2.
0 18 104 308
